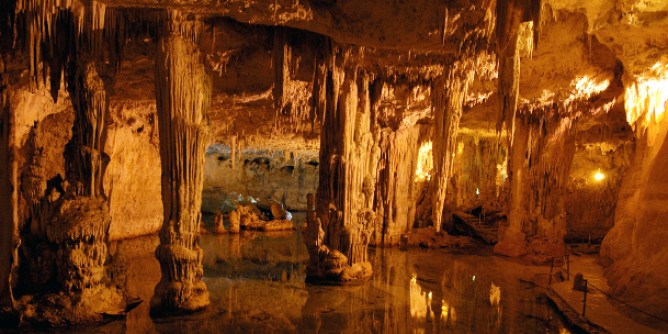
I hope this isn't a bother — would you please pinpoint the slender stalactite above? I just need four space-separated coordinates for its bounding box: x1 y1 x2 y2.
430 62 474 232
151 10 211 314
273 27 288 112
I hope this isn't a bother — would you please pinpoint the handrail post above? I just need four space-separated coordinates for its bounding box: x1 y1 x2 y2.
566 255 570 280
582 280 588 317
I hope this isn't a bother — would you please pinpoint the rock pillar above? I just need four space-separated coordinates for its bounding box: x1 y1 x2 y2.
305 46 380 283
151 10 211 314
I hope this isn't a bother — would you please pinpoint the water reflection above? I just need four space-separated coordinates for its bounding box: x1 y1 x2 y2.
75 216 574 334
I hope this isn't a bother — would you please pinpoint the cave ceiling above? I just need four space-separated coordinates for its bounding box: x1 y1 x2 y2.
2 0 667 145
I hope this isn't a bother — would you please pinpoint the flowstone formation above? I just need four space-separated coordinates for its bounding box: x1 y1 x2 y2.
16 59 124 325
150 10 211 314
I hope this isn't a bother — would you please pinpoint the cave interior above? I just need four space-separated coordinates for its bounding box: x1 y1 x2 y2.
0 0 667 332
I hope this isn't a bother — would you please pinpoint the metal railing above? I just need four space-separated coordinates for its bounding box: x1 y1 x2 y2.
548 254 590 317
548 254 570 285
582 279 588 317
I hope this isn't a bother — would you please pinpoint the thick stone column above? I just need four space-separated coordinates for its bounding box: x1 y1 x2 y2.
494 116 529 256
151 11 210 313
305 46 379 283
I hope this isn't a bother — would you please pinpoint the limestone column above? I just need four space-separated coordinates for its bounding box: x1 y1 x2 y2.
495 117 530 256
151 10 210 313
305 46 379 283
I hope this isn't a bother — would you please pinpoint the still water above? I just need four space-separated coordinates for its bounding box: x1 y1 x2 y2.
59 215 575 334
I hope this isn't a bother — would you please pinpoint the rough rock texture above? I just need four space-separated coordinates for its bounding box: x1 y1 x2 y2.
104 102 163 240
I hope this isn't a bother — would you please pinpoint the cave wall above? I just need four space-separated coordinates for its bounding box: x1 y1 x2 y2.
203 145 319 212
449 134 507 209
373 125 426 245
601 99 668 318
565 123 633 242
103 102 163 240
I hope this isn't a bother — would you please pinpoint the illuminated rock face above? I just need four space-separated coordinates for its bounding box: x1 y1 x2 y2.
601 63 668 317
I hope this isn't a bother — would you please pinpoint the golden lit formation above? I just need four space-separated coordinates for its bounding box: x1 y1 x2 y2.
415 141 433 182
625 61 668 132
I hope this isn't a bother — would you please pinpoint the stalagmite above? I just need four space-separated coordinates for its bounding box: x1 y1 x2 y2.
495 116 530 256
151 10 210 314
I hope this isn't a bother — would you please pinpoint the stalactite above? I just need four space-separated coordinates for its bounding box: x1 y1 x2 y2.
273 27 288 112
430 62 475 232
495 0 543 139
12 0 164 99
68 61 108 198
151 10 210 313
311 50 328 133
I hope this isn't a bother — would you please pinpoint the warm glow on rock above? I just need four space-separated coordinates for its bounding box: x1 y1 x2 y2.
569 75 610 102
594 170 605 182
490 282 501 306
415 141 433 182
625 62 668 132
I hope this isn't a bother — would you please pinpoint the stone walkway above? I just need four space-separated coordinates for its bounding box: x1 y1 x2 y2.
546 255 665 334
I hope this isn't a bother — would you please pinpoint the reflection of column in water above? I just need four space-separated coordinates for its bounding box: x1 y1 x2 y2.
471 268 478 333
377 247 410 333
409 274 428 333
489 282 502 330
229 234 241 260
228 284 233 320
